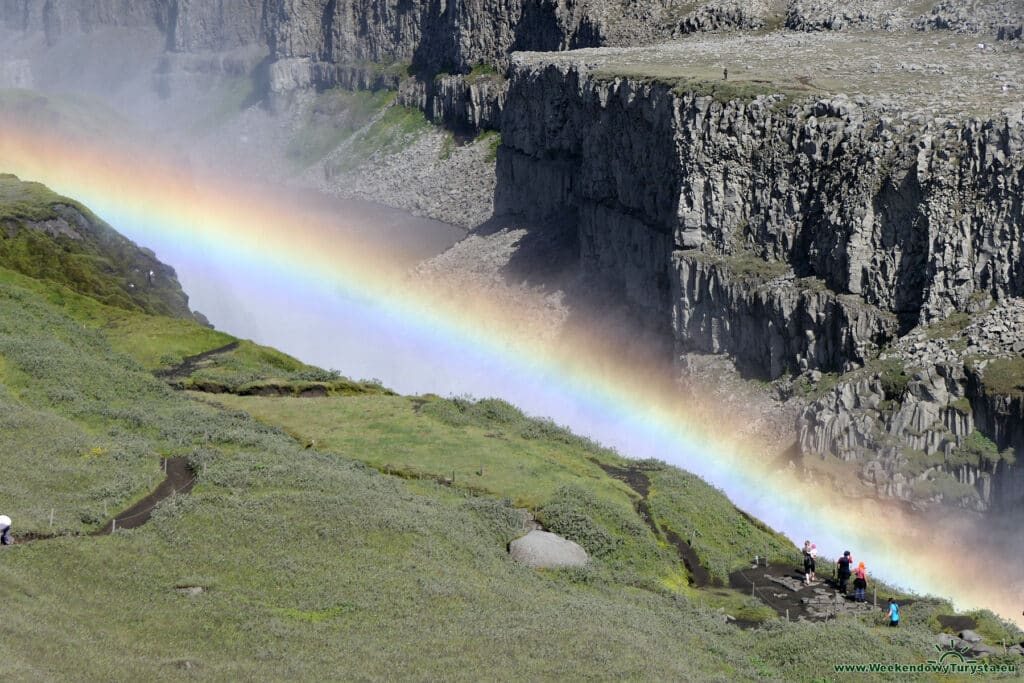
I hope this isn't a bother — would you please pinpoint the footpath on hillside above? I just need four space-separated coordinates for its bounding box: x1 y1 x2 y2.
13 457 196 542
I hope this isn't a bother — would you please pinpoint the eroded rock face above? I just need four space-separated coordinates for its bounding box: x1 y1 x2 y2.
509 530 589 568
0 0 264 50
498 57 1024 379
797 301 1024 512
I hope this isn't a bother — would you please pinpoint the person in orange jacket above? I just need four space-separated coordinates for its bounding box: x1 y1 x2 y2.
853 561 868 602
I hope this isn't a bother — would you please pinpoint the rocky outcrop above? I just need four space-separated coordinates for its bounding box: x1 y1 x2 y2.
674 258 893 378
798 300 1024 511
915 0 1024 37
676 1 768 34
169 0 265 52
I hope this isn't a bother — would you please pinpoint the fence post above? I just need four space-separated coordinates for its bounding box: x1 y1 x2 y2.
49 508 54 528
111 519 116 533
873 587 877 606
786 608 790 622
164 458 168 474
751 581 755 598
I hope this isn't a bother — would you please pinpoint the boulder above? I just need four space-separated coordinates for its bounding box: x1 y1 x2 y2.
509 531 589 569
959 629 983 643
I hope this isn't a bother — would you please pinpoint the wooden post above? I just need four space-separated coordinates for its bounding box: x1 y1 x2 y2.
873 587 877 606
163 458 168 474
786 608 790 622
451 469 455 483
478 464 483 476
49 508 54 528
751 581 755 598
111 519 116 533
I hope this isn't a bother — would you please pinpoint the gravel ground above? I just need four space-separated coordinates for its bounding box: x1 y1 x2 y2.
519 29 1024 119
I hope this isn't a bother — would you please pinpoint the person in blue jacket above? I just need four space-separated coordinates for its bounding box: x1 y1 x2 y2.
887 598 900 627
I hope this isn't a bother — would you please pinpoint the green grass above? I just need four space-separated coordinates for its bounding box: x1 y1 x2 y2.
646 466 798 583
0 175 194 319
286 89 396 167
327 103 434 174
479 129 502 163
591 65 828 105
924 311 972 340
877 357 910 399
188 73 261 135
468 63 500 79
978 356 1024 398
690 249 789 283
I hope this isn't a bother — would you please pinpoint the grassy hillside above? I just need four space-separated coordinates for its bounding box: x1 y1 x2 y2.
0 267 955 681
0 174 195 319
0 182 1019 680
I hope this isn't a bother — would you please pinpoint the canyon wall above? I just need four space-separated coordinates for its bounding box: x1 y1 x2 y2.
498 60 1024 376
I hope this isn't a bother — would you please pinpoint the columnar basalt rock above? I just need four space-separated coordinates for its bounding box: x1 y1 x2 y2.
499 55 1024 377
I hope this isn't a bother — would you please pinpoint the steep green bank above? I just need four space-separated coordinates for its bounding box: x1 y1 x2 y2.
0 182 1019 680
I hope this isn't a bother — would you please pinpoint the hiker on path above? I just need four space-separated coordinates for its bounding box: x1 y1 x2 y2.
0 515 11 545
852 561 868 602
887 598 900 627
802 540 818 584
836 550 853 594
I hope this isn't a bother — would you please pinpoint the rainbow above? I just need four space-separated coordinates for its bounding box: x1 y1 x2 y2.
1 119 1021 626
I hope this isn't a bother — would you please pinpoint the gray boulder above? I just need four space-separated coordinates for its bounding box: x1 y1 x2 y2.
509 531 589 569
960 629 983 643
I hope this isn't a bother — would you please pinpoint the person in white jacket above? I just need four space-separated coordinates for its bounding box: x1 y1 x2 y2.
0 514 12 545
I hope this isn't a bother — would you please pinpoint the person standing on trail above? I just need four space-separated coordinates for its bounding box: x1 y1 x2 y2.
0 515 12 545
887 598 900 627
852 561 867 602
802 541 818 584
836 550 853 595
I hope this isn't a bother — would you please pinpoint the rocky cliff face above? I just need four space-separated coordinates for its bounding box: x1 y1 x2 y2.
497 55 1024 377
0 0 263 51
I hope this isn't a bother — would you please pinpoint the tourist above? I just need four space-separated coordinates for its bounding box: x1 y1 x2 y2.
853 561 867 602
837 550 853 594
887 598 900 627
0 514 11 545
802 540 817 584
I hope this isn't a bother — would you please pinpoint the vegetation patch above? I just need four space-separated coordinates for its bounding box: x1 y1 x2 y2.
924 311 972 340
287 89 396 167
978 356 1024 398
877 357 910 399
478 129 502 163
0 176 193 318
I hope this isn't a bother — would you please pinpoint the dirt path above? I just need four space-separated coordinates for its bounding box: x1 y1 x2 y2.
95 457 196 533
729 561 886 622
13 457 195 543
596 462 713 587
155 341 239 382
